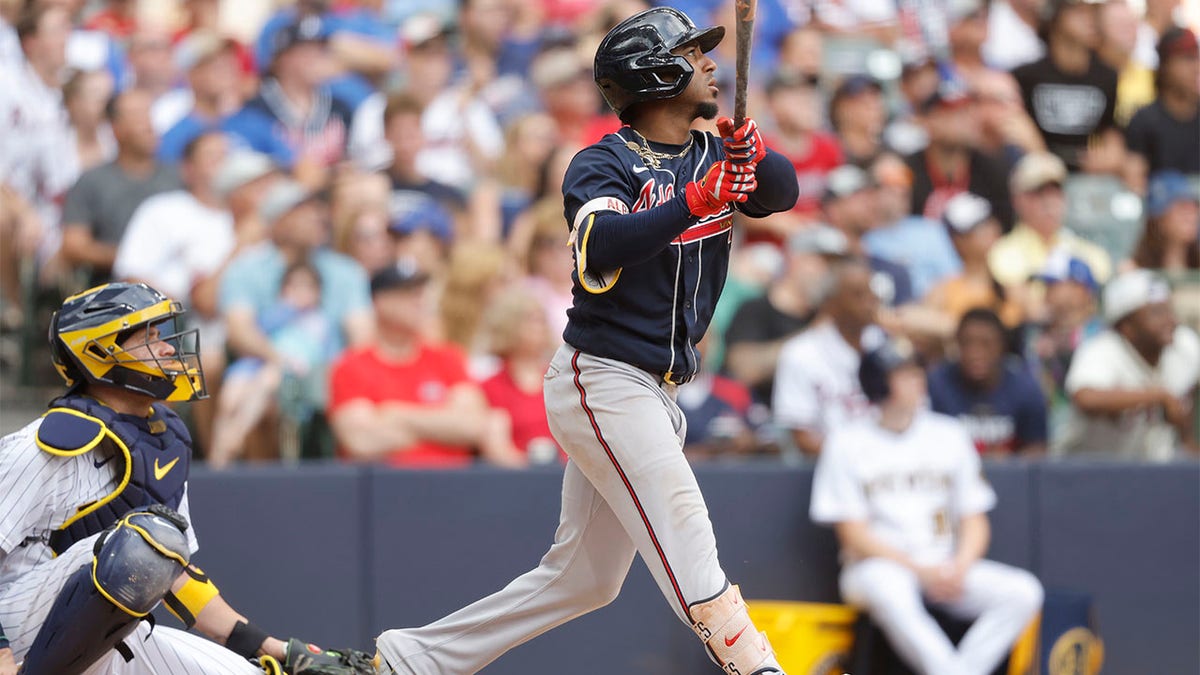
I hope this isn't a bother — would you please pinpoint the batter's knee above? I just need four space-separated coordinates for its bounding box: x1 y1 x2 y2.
575 567 626 612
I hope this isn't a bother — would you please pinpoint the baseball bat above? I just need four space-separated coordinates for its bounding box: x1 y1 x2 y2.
733 0 757 128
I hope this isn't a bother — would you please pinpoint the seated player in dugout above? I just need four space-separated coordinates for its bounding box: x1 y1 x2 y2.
0 283 373 675
812 338 1044 675
374 6 798 675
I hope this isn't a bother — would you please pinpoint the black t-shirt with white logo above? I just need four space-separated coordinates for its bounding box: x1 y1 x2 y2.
1013 54 1118 171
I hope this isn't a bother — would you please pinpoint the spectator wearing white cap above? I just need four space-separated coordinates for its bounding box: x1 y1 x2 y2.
185 149 281 336
987 152 1112 319
925 192 1024 332
1054 269 1200 460
157 31 243 163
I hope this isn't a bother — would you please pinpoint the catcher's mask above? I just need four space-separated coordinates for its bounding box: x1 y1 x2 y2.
49 282 207 402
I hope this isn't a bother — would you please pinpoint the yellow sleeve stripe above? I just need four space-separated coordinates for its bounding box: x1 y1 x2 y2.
576 213 622 294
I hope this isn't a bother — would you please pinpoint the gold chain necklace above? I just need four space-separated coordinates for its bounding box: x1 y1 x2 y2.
624 129 694 170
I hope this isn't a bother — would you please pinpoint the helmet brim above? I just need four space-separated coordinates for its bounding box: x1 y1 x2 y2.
678 26 725 54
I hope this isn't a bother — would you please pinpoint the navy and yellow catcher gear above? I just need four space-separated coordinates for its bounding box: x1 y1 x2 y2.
20 505 190 675
49 282 207 401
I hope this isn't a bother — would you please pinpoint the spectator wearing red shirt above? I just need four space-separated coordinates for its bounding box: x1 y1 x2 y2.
479 288 564 466
328 263 500 468
752 70 843 244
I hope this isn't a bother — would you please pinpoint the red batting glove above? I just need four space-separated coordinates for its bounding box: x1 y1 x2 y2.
685 160 757 219
716 116 767 165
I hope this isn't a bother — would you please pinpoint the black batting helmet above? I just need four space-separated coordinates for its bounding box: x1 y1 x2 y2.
858 338 920 404
593 7 725 119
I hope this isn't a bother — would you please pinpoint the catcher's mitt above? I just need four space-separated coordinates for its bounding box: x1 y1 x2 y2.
257 638 376 675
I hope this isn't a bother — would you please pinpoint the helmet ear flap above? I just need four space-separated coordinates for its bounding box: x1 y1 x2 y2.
48 310 83 386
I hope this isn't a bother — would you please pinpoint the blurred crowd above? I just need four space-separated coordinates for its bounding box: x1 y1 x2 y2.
1 0 1198 468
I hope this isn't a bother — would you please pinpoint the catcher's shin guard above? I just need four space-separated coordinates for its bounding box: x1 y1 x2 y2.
20 506 190 675
689 584 786 675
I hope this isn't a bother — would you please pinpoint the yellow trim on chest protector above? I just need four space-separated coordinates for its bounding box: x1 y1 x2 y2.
36 407 134 555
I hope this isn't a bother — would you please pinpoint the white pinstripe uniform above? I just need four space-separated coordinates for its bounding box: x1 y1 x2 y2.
0 418 261 674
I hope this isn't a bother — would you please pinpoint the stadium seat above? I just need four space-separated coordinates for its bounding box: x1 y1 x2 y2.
1061 175 1145 265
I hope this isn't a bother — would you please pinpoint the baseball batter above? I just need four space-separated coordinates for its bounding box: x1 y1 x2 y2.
811 340 1044 675
0 282 373 675
375 7 798 674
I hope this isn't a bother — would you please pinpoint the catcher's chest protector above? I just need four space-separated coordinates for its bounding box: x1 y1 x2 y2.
36 394 191 554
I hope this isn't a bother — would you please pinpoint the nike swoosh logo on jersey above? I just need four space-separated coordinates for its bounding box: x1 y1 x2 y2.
725 625 748 647
632 165 649 173
93 454 113 469
154 457 180 481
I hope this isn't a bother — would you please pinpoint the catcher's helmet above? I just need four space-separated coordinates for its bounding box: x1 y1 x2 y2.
593 6 725 118
49 282 207 401
858 338 919 404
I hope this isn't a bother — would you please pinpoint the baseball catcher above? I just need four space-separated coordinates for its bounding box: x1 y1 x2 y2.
0 282 374 675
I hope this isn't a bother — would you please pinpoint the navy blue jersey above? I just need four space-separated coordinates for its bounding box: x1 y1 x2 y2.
562 126 796 382
927 357 1049 454
222 79 354 169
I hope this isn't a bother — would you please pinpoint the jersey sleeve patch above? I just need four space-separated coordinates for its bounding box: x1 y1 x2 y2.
36 409 107 456
568 195 630 249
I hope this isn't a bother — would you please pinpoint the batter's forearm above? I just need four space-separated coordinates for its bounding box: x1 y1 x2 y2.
583 196 695 269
